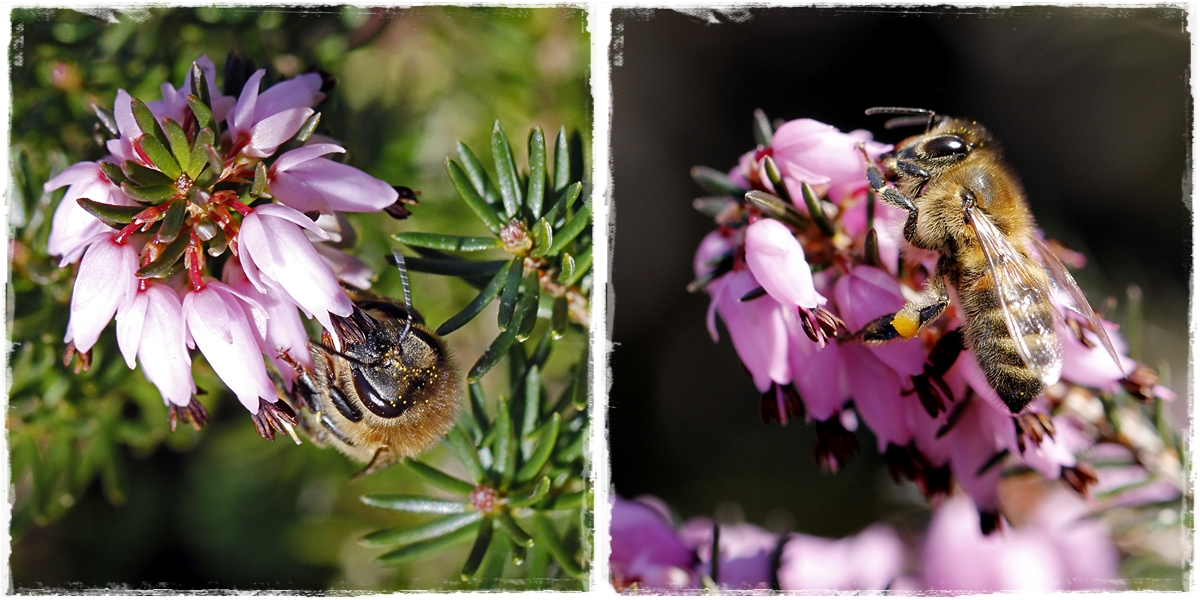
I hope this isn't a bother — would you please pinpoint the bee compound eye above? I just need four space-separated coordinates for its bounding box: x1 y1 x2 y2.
353 369 408 418
923 135 969 159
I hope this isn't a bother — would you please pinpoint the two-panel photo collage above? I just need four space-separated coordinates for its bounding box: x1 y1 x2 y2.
6 5 1192 594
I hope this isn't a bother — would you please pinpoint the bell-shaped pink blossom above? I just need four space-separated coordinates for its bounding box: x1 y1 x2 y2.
777 524 905 591
227 70 318 158
708 269 791 392
610 496 695 590
237 203 353 332
1059 318 1134 390
744 218 825 309
768 119 891 203
268 144 399 214
116 282 195 406
787 323 848 420
693 228 738 289
833 265 926 376
105 89 143 164
921 493 1121 591
678 519 776 590
182 281 277 413
223 259 313 387
64 233 139 353
313 243 373 290
45 161 138 265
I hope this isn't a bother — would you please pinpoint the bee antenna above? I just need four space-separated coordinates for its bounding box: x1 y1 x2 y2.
865 107 938 133
389 249 416 346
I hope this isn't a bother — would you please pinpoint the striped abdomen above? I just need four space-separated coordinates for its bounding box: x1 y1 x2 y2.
957 264 1061 412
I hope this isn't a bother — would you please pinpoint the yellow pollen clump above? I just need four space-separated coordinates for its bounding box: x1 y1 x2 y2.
891 305 921 339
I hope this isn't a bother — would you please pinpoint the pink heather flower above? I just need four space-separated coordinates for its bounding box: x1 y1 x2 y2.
182 281 277 413
116 282 195 406
268 143 399 214
223 260 313 388
777 524 905 591
692 228 738 285
237 203 353 333
678 519 777 590
44 162 138 265
227 70 321 158
707 269 791 392
313 243 374 290
766 119 891 203
744 218 825 309
64 233 139 354
1059 317 1135 390
922 493 1121 591
147 55 237 125
105 89 142 164
610 496 695 590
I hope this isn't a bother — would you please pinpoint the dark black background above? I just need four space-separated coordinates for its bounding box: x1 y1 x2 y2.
609 6 1189 536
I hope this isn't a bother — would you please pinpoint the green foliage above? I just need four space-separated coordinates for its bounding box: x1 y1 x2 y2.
10 6 589 590
361 123 592 589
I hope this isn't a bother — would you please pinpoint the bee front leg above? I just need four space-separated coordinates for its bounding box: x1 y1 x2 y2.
860 257 953 343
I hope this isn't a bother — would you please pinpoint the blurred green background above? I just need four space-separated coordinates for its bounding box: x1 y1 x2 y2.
9 6 589 590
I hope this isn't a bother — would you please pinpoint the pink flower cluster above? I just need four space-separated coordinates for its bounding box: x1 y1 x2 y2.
46 56 401 435
693 116 1177 524
610 492 1123 593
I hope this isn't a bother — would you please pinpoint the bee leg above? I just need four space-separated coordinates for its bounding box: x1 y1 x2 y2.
865 161 917 212
861 258 953 342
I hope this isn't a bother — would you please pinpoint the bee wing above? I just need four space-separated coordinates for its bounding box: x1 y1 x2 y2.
965 205 1063 386
1031 236 1125 373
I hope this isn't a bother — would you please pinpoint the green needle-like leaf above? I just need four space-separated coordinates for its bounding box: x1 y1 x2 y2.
552 126 570 193
542 182 581 227
250 162 268 197
189 61 211 112
517 413 560 483
761 154 794 205
135 232 189 278
360 494 471 514
801 181 836 237
93 105 118 136
497 512 534 548
491 121 523 218
98 161 128 186
530 218 554 258
122 160 173 187
521 366 541 440
562 245 591 288
527 126 547 217
130 98 170 150
692 195 735 218
186 95 213 132
76 198 144 228
394 232 503 252
404 458 477 496
493 396 517 490
193 165 216 190
404 256 508 277
541 490 585 511
546 199 591 256
516 272 540 342
753 108 774 147
121 182 174 205
444 425 487 483
743 189 811 231
531 514 583 578
507 476 551 508
374 520 481 566
468 326 519 382
137 135 182 180
162 118 190 166
551 296 569 339
460 516 495 580
496 258 525 330
468 381 490 437
457 140 502 206
157 200 186 243
691 165 747 197
360 511 483 547
446 159 505 234
437 263 509 336
188 128 215 179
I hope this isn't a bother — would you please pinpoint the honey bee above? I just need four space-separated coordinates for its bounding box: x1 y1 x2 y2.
858 107 1122 413
282 253 462 477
